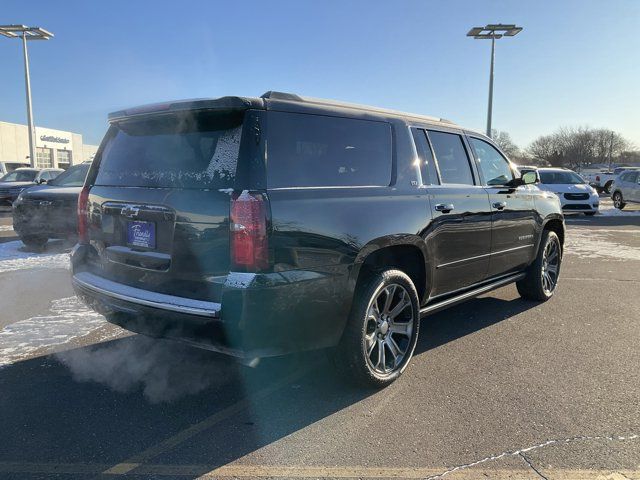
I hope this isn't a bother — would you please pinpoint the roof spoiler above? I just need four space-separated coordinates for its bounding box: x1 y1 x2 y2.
108 96 261 122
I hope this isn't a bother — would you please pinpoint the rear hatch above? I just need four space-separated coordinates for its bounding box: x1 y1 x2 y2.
84 109 260 302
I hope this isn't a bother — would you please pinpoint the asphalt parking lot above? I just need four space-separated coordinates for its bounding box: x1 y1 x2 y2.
0 200 639 479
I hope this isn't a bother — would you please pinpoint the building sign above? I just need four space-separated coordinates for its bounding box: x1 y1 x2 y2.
35 127 72 149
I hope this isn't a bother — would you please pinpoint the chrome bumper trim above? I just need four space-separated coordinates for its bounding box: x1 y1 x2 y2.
73 271 221 318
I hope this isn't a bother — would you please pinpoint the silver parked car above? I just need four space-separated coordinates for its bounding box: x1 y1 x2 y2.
611 169 640 209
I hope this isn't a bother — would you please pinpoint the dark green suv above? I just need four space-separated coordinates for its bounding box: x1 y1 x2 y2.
72 92 564 386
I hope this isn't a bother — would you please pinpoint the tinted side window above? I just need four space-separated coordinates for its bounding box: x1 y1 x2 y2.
267 112 392 188
411 128 439 185
469 137 514 186
628 172 638 183
427 130 474 185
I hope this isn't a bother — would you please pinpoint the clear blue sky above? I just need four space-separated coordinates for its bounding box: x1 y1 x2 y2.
1 0 638 148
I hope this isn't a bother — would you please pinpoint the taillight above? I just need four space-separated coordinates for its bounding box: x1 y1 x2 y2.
230 191 269 271
595 175 600 182
77 185 90 244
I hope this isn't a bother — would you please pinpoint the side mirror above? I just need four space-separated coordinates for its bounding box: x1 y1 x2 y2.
504 171 537 188
37 178 48 184
522 171 537 185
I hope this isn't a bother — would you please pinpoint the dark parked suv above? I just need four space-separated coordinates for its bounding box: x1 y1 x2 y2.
72 92 565 386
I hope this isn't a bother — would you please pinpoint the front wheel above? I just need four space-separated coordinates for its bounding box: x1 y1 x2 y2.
613 192 626 210
604 181 613 194
334 269 420 388
517 230 562 301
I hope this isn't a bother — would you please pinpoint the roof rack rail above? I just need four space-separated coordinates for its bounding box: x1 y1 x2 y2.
260 91 455 125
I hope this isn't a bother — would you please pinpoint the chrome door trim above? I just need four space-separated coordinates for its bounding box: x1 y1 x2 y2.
436 244 534 269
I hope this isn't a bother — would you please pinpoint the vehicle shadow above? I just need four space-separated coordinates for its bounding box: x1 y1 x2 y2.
0 291 535 479
15 238 75 254
416 293 538 355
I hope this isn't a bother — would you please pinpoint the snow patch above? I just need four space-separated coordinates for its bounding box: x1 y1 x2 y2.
237 189 253 201
205 126 242 180
225 272 256 288
566 229 640 261
598 206 640 216
0 296 108 368
0 241 69 273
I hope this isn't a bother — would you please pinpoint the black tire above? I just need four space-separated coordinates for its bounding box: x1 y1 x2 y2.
613 192 626 210
585 212 597 216
516 230 562 302
20 235 48 249
334 269 420 388
604 181 613 194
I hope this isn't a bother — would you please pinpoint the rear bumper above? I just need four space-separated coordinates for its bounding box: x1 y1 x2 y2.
71 245 352 358
72 270 242 356
73 271 222 317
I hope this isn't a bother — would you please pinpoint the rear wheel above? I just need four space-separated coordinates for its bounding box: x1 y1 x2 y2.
20 235 48 249
334 269 419 388
613 192 626 210
517 230 562 301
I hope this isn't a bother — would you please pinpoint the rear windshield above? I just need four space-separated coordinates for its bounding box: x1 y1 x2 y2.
94 111 244 189
0 170 38 182
266 112 392 188
49 164 90 187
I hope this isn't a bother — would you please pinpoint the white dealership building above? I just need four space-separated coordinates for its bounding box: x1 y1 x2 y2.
0 121 99 170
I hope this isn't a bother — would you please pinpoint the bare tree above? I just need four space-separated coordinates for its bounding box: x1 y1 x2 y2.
591 129 630 167
528 134 560 166
527 126 632 170
491 129 520 158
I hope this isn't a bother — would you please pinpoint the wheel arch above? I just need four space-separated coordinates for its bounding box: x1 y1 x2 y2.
350 235 430 305
541 215 565 253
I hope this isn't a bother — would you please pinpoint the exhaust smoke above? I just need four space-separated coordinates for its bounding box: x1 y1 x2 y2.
56 335 238 403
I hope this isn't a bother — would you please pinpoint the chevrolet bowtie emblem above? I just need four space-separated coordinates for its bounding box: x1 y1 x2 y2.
120 205 140 218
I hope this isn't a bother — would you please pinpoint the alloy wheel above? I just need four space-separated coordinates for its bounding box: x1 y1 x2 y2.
363 283 415 376
613 193 622 209
541 238 560 295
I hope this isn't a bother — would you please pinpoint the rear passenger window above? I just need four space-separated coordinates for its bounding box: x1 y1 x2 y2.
427 130 474 185
267 112 392 188
411 128 439 185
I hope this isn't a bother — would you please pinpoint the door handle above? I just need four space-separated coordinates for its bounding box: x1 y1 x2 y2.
434 203 455 213
492 201 507 210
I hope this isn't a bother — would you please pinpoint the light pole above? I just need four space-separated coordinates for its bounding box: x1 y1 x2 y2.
467 24 522 138
0 25 54 167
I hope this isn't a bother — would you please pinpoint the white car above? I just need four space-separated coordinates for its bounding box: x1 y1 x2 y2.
537 168 600 216
611 169 640 209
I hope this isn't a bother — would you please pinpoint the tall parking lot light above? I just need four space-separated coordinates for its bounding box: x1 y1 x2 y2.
467 24 522 138
0 25 54 168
